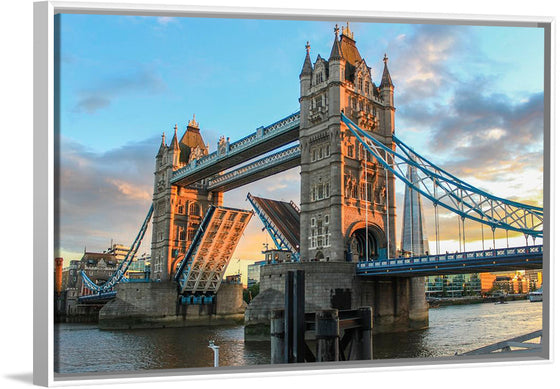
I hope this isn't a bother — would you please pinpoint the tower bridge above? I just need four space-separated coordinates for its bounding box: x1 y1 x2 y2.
87 24 543 334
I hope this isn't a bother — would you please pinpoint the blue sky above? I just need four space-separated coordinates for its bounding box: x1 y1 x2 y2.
56 14 545 279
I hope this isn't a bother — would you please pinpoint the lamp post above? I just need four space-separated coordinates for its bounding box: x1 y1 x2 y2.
208 340 220 367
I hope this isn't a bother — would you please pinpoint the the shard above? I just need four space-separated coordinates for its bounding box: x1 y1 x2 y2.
400 161 429 256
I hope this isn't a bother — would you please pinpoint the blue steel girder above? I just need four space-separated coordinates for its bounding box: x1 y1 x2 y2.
80 204 154 294
207 144 301 192
341 113 543 238
247 193 301 261
171 112 300 186
356 245 543 276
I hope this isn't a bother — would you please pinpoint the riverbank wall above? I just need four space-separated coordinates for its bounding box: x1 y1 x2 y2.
94 281 246 329
427 294 529 308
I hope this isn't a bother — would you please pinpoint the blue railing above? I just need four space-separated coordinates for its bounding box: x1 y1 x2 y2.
356 245 543 275
171 112 300 184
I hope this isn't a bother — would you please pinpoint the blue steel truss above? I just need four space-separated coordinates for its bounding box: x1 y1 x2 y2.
80 204 154 293
341 113 543 238
207 144 301 191
247 193 301 261
356 245 543 276
172 112 300 184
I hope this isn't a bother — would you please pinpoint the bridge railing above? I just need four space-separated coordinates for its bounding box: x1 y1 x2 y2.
172 112 300 182
207 145 301 189
357 245 543 270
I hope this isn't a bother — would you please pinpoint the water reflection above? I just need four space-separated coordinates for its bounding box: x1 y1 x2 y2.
55 300 541 374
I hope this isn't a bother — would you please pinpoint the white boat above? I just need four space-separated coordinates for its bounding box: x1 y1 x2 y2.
528 288 543 302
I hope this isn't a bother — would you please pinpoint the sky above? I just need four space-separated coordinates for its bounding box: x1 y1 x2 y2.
55 14 545 282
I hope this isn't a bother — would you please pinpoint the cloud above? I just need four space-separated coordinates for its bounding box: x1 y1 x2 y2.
156 17 177 26
389 24 470 104
72 68 167 114
385 24 544 195
56 136 158 257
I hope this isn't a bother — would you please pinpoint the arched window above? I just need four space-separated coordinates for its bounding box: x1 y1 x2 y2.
189 202 201 216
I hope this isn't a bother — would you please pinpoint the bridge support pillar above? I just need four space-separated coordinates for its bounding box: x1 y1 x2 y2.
270 309 285 364
315 309 340 362
245 262 429 340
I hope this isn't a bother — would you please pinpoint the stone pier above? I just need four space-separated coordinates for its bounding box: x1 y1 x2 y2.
244 262 428 340
99 281 246 330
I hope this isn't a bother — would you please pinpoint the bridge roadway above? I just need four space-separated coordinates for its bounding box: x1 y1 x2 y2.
207 144 301 192
171 112 300 187
78 245 542 303
356 245 543 277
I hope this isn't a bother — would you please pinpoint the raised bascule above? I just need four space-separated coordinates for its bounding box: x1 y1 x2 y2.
88 24 543 334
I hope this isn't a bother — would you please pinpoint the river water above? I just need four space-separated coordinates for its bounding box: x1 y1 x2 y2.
54 299 542 375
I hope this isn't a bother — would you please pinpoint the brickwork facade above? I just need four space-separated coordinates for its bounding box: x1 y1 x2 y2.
151 118 222 281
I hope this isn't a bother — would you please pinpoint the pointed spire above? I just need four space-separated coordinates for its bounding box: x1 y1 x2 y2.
157 132 167 157
170 124 179 150
380 53 394 88
300 41 313 77
329 24 343 60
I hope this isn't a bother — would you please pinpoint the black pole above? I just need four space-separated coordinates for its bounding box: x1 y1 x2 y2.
284 271 294 363
293 270 305 363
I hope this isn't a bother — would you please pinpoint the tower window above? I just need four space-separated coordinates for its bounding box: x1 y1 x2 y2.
347 144 354 158
189 202 201 216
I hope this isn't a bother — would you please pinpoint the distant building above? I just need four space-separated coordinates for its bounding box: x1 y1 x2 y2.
247 249 295 287
74 252 119 296
247 260 266 288
106 243 132 262
125 252 150 280
425 274 481 297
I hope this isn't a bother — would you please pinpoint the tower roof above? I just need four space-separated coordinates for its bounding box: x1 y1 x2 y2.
380 54 394 88
178 114 207 164
300 41 313 77
339 23 362 65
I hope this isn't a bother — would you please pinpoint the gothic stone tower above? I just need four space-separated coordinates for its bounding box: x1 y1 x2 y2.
299 24 397 263
151 117 223 281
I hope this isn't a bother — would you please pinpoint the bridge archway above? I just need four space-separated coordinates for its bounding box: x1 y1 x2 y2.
345 222 386 262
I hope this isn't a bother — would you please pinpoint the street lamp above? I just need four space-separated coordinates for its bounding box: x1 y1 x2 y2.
208 340 220 367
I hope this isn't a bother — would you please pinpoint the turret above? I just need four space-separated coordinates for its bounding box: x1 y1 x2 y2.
299 41 313 96
169 124 181 167
380 53 394 106
328 24 345 84
379 54 395 137
156 132 166 169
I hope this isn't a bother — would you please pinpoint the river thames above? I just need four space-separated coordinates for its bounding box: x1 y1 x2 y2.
54 299 542 374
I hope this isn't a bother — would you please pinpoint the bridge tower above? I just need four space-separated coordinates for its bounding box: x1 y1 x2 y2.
299 24 397 262
150 117 223 281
